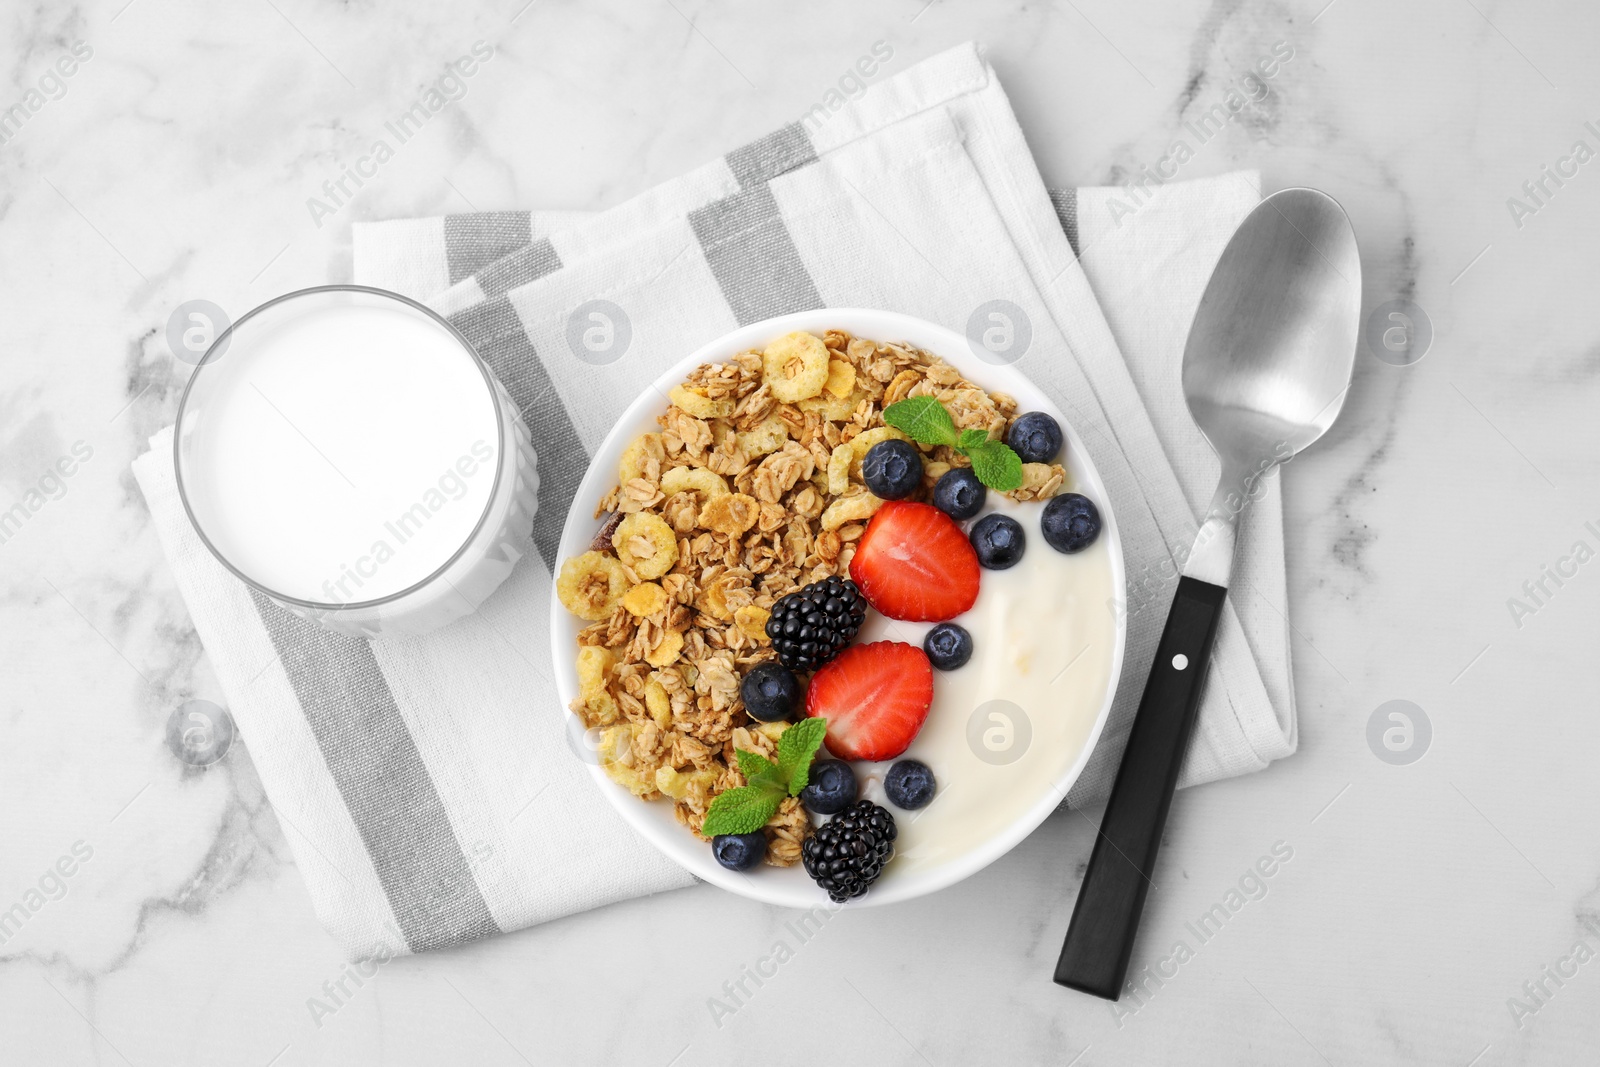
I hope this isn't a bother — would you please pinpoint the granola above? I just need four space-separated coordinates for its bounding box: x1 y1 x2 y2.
557 330 1066 866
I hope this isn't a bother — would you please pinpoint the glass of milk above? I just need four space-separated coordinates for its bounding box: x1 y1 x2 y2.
174 285 538 637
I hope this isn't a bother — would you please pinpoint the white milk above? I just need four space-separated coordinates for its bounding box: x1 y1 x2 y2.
851 494 1117 874
181 300 502 605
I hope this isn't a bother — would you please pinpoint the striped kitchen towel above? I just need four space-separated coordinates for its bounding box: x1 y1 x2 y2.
133 42 1294 960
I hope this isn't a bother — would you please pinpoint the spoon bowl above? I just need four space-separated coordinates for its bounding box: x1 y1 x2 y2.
1184 187 1362 479
1180 187 1362 583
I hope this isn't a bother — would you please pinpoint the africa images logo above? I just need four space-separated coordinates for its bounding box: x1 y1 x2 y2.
0 841 94 946
305 42 495 229
1102 40 1294 228
1504 119 1600 230
0 40 92 148
319 440 494 604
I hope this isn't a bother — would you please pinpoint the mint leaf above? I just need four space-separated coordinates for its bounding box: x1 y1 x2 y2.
735 747 778 783
958 427 991 449
702 784 784 837
707 721 827 837
882 397 958 446
964 439 1024 491
775 717 828 795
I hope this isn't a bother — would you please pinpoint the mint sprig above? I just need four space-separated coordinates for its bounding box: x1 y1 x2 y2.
777 717 827 794
701 718 829 837
883 396 1026 492
734 747 779 785
966 440 1023 490
699 785 783 837
882 395 957 444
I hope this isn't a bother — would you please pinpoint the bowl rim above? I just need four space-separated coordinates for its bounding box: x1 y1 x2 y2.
550 308 1126 908
172 284 509 612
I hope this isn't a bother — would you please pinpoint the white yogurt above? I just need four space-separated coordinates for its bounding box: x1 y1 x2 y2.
179 300 501 605
851 494 1117 875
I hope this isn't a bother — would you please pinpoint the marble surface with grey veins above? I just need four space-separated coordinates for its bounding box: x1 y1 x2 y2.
3 0 1599 1063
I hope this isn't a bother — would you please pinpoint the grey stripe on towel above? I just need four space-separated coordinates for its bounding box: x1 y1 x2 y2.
1048 188 1080 257
444 211 533 284
725 122 817 187
688 124 825 325
251 591 502 953
476 238 562 299
450 295 589 571
689 182 824 326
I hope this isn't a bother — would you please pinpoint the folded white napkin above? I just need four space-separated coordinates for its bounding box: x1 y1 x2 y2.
134 42 1293 959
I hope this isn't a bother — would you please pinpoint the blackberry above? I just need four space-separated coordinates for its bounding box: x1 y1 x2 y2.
765 576 868 672
802 800 897 902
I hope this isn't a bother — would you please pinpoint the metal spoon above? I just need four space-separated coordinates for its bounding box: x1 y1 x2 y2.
1054 187 1361 1000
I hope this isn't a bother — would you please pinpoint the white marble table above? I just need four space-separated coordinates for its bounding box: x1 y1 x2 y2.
4 0 1599 1063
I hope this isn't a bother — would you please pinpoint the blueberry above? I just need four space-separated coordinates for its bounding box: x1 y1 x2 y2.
923 622 973 670
740 662 802 722
969 513 1025 569
712 831 767 871
1041 493 1101 554
861 439 923 500
1006 412 1063 464
884 760 936 810
800 759 858 816
932 467 986 520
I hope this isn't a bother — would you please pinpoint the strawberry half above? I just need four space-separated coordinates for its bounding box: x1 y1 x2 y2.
807 641 934 761
849 500 980 622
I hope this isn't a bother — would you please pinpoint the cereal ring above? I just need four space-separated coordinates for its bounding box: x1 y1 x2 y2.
736 416 789 459
557 551 631 621
826 443 853 496
660 466 729 499
668 384 735 420
598 726 654 795
656 766 718 799
644 678 672 728
617 433 665 486
798 387 866 422
820 489 886 531
577 644 614 699
576 645 619 723
762 331 830 403
612 513 680 579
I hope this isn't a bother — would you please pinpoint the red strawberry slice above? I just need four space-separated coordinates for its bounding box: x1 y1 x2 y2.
849 500 980 622
807 641 934 761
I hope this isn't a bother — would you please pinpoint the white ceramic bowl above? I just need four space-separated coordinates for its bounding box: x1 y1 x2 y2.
551 309 1125 907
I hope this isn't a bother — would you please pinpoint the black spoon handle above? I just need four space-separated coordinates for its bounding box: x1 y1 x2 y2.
1053 575 1228 1000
